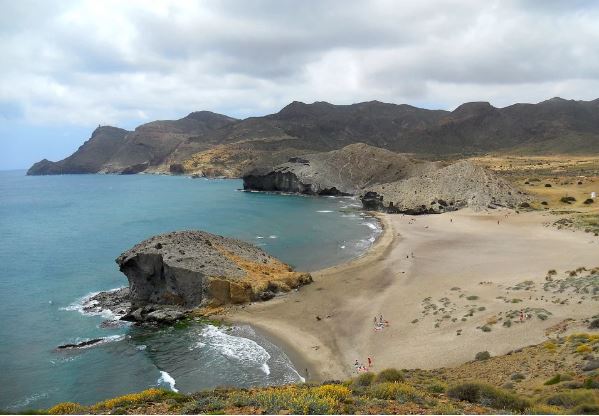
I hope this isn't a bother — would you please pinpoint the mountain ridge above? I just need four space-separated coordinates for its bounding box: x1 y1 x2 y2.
27 97 599 176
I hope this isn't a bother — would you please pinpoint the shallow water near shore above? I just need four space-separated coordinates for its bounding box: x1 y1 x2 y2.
0 171 380 411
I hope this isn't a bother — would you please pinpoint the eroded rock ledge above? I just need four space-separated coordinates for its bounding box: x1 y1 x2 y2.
95 230 311 324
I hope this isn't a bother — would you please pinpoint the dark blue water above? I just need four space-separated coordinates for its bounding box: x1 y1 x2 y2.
0 171 380 411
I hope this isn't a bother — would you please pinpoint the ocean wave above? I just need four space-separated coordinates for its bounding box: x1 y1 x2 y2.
7 391 50 410
316 210 333 213
268 235 277 239
201 325 271 374
60 287 126 320
362 221 379 230
157 370 179 392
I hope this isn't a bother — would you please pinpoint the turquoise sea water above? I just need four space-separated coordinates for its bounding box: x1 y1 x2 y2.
0 171 380 411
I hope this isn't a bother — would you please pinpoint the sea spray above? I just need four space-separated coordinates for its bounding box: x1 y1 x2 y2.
158 371 179 392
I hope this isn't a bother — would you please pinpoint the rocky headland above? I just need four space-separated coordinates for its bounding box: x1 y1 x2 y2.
27 97 599 177
243 143 529 214
243 143 439 195
93 230 312 324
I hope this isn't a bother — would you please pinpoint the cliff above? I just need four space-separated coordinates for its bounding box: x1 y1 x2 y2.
243 143 438 195
113 230 311 322
28 97 599 176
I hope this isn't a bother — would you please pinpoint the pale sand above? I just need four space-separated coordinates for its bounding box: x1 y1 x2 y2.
229 209 598 381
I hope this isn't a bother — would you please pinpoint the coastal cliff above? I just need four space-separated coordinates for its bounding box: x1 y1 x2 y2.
102 230 312 323
243 143 437 195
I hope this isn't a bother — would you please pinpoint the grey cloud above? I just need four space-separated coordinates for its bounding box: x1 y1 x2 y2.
1 0 599 126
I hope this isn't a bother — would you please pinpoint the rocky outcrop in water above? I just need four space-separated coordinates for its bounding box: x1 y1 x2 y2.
243 143 437 195
110 231 311 323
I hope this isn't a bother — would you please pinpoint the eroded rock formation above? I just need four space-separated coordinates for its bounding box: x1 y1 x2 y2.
113 231 311 322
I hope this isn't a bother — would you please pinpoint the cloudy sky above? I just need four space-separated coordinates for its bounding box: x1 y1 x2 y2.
2 0 599 169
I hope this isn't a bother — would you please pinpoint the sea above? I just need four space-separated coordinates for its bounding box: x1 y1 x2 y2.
0 170 381 411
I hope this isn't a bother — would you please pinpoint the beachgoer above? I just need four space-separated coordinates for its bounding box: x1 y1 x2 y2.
379 314 383 324
368 357 372 367
519 309 524 322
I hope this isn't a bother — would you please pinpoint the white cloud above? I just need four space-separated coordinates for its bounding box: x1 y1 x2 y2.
1 0 599 125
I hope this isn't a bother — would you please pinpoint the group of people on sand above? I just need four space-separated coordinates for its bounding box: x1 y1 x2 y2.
374 314 389 330
354 357 373 373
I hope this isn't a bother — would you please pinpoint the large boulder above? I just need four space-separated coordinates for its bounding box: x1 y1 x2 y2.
115 230 312 310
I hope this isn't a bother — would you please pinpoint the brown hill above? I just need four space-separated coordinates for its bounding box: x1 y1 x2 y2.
28 97 599 176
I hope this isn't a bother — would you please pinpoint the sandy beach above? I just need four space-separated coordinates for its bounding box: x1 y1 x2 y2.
229 209 599 381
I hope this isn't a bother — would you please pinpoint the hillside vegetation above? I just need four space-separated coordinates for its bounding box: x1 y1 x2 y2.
37 333 599 415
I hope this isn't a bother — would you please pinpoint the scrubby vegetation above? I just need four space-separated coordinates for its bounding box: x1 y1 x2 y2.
37 332 599 415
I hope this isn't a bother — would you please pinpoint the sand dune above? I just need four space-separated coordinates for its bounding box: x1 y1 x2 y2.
229 209 598 381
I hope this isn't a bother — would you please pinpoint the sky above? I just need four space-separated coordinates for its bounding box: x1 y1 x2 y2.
2 1 599 170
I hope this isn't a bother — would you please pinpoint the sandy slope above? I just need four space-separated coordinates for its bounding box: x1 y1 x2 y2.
229 209 598 381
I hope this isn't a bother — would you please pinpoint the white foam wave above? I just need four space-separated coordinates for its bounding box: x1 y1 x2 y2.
362 222 378 230
61 287 126 320
201 325 271 372
136 345 147 351
72 334 127 349
7 391 50 410
255 235 264 239
316 210 333 213
158 370 179 392
268 235 278 239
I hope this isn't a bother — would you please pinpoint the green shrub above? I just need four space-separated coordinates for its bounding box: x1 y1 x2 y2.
352 372 375 387
47 402 87 415
511 373 526 381
447 382 530 412
545 374 562 385
481 325 492 332
426 381 447 394
475 351 491 361
572 403 599 414
545 390 596 408
466 295 479 301
374 368 404 383
525 404 563 414
433 402 460 414
369 382 420 402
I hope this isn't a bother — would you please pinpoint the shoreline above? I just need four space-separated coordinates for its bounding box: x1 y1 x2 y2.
228 208 599 381
228 211 395 381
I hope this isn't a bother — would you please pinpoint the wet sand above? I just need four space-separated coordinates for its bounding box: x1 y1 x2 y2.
229 209 598 380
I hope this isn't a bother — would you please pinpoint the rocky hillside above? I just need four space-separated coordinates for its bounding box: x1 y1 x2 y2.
28 97 599 176
42 333 599 415
243 143 439 195
363 160 529 214
103 230 312 323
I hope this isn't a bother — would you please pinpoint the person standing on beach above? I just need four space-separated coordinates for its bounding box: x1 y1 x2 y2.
368 357 372 367
354 360 359 371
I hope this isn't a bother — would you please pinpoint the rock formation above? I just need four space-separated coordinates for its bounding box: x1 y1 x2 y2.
362 160 530 214
243 143 438 195
28 97 599 176
111 230 311 322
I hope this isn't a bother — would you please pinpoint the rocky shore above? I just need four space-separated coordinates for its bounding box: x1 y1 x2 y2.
243 143 529 214
89 230 312 325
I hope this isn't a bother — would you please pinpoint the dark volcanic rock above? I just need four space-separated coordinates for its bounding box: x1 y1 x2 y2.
57 338 104 350
243 143 437 195
27 126 130 175
28 97 599 177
